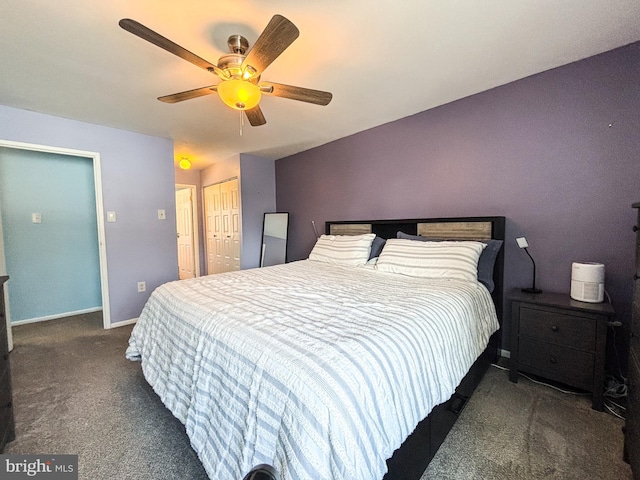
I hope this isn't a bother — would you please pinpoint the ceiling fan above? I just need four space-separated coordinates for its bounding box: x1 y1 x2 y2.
119 15 332 127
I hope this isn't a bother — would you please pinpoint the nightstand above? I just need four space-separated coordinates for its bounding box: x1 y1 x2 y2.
509 289 614 411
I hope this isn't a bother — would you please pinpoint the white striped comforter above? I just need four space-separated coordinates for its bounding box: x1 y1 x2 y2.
126 260 499 480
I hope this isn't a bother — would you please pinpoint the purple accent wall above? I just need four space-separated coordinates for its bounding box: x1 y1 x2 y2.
276 42 640 354
0 105 178 325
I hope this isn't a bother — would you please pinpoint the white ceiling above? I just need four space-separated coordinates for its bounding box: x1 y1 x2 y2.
1 1 639 170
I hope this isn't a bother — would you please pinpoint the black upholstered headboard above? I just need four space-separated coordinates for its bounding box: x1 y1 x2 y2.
325 216 506 355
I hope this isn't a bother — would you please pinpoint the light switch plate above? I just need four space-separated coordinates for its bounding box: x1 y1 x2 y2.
31 213 42 224
157 209 166 220
107 211 116 223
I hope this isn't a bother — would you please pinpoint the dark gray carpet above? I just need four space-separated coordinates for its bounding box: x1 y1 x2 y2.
4 313 632 480
422 366 631 479
5 313 208 479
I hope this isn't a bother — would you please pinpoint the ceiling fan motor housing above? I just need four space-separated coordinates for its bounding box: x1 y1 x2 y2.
217 53 246 78
227 34 249 55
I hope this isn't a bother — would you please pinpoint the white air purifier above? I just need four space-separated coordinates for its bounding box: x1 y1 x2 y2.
570 262 605 303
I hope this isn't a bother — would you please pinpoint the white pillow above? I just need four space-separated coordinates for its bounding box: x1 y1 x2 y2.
308 233 376 266
376 238 486 281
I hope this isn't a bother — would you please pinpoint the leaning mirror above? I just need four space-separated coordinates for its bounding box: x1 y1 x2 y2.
260 213 289 267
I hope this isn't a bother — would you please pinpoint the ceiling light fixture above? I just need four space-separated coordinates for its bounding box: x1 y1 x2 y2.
178 157 192 170
217 79 262 110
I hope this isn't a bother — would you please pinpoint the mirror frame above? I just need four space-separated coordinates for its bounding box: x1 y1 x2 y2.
260 212 289 267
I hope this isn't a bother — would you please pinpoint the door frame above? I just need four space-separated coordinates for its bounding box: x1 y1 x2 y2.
175 183 200 278
0 139 111 336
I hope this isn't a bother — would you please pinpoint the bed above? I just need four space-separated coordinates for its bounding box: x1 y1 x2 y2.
126 216 505 480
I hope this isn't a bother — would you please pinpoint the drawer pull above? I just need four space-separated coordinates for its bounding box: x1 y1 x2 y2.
2 353 7 361
635 274 639 281
634 225 639 232
4 401 11 409
551 325 558 332
549 356 558 364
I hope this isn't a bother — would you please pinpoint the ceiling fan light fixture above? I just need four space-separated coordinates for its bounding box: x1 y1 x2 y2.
217 79 261 110
242 65 258 81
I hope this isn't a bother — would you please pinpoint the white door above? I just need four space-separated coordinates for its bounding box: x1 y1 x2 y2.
204 179 241 274
212 184 224 273
229 179 241 271
176 187 196 279
204 184 217 275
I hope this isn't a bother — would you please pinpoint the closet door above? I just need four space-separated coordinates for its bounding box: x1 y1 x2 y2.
204 184 216 275
229 179 241 271
212 184 224 274
204 179 240 275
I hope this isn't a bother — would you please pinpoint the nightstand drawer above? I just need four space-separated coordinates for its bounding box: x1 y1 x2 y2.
518 338 594 388
519 307 596 351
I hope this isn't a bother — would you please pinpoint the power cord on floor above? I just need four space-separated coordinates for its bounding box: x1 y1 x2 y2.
604 373 628 399
603 318 628 420
491 363 590 395
491 363 625 419
604 399 626 420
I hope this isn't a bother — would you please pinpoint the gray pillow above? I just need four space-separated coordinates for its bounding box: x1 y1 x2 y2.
369 236 386 260
396 231 503 292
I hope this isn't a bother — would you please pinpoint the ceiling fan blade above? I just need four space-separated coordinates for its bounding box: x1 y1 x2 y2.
245 105 267 126
119 18 227 79
241 15 299 75
158 85 218 103
261 82 332 106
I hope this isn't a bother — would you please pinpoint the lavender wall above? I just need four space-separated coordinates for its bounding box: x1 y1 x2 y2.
0 105 178 325
276 42 640 354
239 154 276 270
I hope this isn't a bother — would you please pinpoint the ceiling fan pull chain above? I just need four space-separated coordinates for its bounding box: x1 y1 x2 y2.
240 110 244 136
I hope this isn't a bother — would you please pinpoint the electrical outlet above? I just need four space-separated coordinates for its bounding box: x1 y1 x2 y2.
137 281 146 293
157 209 166 220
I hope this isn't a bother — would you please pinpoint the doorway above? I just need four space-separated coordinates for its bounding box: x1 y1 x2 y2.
0 140 110 351
175 184 200 279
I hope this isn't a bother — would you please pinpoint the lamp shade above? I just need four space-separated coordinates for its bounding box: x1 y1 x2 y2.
217 79 262 110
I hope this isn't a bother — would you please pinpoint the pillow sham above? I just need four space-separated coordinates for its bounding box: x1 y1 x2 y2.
376 238 485 282
396 231 503 292
308 233 376 266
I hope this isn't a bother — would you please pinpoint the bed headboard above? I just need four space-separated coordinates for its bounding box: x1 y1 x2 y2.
325 216 506 357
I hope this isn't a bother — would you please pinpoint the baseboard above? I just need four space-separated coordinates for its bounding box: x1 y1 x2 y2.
108 318 138 328
11 307 103 326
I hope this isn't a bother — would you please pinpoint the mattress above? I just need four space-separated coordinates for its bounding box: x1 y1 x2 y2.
126 259 499 480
